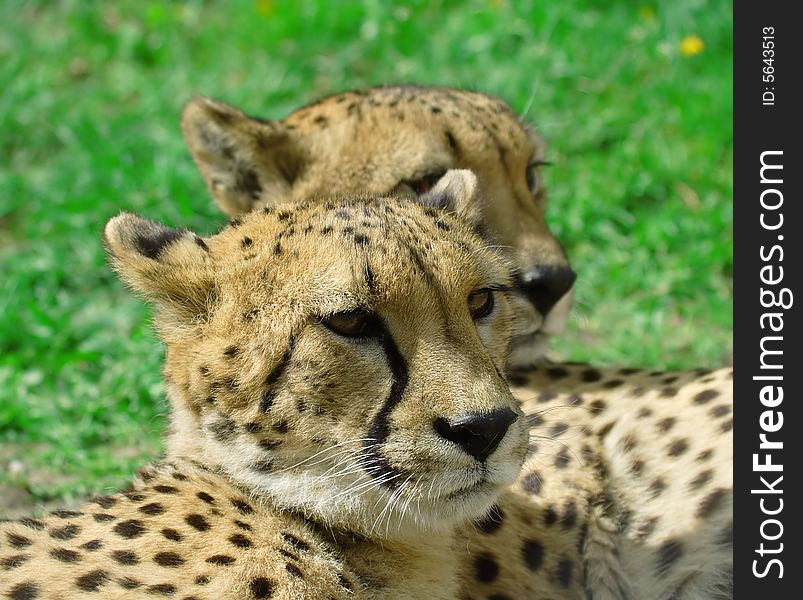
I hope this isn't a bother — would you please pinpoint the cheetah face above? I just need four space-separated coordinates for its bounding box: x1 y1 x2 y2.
105 171 527 539
181 87 574 369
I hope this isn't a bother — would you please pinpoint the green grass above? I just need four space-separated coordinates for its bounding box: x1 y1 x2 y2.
0 0 732 509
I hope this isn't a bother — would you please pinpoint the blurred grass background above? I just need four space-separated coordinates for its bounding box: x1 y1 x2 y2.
0 0 732 510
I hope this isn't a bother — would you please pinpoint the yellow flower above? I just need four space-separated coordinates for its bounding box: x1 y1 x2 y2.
680 35 705 56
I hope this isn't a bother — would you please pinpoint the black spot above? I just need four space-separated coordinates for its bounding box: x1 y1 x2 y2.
52 510 83 519
589 399 607 414
281 532 310 551
49 547 81 563
259 439 282 451
475 504 504 534
139 502 166 516
206 554 236 565
209 417 237 443
521 471 542 494
153 485 179 494
7 532 32 548
250 577 274 598
474 553 499 583
354 233 369 245
560 500 577 529
720 418 733 432
49 524 81 540
161 528 182 541
112 550 139 565
134 226 184 259
197 491 215 504
112 519 145 539
277 548 299 561
7 582 38 600
689 469 713 490
260 391 275 413
697 448 714 462
195 575 210 585
698 488 727 518
17 518 45 530
550 422 568 437
710 404 731 418
694 389 720 404
555 559 573 587
123 491 147 502
522 539 544 571
277 211 291 221
278 562 303 580
117 577 141 590
185 514 210 531
603 378 624 389
637 407 652 419
543 505 558 526
76 569 109 592
667 439 689 457
546 367 569 379
660 387 678 398
636 517 659 541
554 448 571 468
657 417 676 432
228 533 252 548
80 539 103 551
234 520 252 531
245 422 263 434
656 539 684 576
581 369 602 382
224 345 239 357
1 554 30 569
273 420 289 434
231 499 254 514
146 583 177 595
154 551 185 567
194 236 209 251
649 478 666 497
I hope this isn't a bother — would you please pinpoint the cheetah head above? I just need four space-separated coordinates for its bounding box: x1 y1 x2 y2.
104 170 527 539
181 86 575 369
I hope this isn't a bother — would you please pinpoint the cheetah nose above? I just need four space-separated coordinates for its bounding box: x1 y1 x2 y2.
518 266 577 316
434 408 518 462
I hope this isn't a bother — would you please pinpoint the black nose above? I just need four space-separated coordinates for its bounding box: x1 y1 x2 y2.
518 266 577 316
434 408 518 462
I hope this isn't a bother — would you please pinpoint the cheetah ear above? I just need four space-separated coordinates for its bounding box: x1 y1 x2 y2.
418 169 483 228
181 96 309 217
104 212 214 320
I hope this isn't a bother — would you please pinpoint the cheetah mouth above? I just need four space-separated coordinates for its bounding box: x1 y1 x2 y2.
444 478 494 501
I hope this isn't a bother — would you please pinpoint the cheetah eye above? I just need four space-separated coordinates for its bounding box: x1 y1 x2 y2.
525 164 539 195
468 289 495 320
405 170 446 195
526 160 551 196
321 310 379 338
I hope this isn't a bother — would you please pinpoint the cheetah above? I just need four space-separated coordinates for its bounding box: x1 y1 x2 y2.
1 171 544 599
181 86 576 369
180 87 733 598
